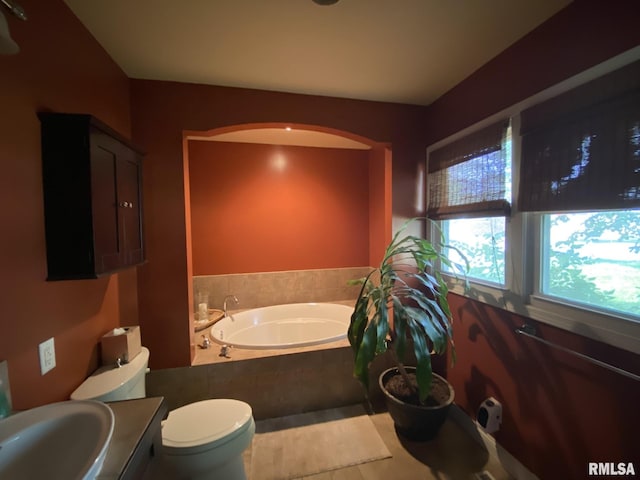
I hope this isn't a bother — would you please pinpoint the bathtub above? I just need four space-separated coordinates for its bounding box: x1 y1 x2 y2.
209 302 354 349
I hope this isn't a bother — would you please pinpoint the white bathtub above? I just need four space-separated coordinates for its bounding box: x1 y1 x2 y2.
209 302 353 349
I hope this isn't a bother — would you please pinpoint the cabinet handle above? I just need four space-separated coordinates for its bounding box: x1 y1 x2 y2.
119 201 128 208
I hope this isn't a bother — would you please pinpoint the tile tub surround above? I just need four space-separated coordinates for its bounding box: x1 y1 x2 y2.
193 299 357 365
193 267 372 312
152 297 378 420
194 336 351 365
146 345 397 420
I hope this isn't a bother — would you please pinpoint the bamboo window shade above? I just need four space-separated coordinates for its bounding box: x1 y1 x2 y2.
428 120 511 220
519 59 640 213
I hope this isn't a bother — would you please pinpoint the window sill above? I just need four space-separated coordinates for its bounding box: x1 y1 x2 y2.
447 280 640 355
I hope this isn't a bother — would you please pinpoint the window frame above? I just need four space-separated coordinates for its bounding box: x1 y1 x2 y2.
426 46 640 355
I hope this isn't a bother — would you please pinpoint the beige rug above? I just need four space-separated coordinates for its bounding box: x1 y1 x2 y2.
249 404 392 480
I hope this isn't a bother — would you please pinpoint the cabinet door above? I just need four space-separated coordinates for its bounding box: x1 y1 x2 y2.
40 113 145 280
116 147 144 266
91 132 122 273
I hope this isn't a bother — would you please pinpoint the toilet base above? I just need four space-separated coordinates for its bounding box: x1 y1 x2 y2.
208 456 247 480
162 453 248 480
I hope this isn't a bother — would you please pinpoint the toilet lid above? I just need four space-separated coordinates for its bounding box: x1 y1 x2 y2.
162 399 253 450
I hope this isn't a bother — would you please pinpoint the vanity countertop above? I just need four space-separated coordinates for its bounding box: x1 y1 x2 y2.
98 396 168 480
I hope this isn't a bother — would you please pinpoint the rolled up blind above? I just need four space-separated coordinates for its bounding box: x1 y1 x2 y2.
428 119 510 220
519 60 640 212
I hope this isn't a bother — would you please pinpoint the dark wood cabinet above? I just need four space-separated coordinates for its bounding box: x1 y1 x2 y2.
39 113 145 280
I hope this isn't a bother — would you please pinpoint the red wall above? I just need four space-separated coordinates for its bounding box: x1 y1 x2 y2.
131 81 426 367
368 147 393 266
188 141 371 275
425 1 640 478
0 0 136 409
427 0 640 143
447 295 639 479
3 1 632 475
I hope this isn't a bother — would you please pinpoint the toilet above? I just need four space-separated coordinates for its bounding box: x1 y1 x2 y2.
70 347 255 480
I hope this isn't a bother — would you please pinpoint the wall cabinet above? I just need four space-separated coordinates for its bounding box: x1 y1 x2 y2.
39 113 145 280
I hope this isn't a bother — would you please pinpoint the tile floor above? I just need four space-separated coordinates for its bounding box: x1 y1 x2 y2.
245 405 514 480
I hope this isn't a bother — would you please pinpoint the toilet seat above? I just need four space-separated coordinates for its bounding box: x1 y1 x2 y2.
162 399 253 455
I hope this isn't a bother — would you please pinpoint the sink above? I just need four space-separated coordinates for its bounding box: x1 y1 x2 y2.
0 400 114 479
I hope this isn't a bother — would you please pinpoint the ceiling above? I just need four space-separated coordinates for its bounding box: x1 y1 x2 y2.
63 0 572 107
59 1 572 147
188 128 372 149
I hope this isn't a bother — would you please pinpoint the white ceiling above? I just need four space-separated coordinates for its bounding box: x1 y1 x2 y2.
63 0 572 107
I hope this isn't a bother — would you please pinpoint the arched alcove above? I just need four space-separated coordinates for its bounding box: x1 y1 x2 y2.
182 123 392 359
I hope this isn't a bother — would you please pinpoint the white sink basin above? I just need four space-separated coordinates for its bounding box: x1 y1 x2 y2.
0 400 114 479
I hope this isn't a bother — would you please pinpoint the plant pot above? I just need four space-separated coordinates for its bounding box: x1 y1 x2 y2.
379 367 454 441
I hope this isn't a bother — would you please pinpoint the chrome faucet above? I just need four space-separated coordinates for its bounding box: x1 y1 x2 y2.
223 294 239 318
219 344 232 358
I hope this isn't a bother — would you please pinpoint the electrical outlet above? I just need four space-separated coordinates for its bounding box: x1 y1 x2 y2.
38 337 56 375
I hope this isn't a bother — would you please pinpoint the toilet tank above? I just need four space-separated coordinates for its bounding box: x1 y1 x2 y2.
70 347 150 402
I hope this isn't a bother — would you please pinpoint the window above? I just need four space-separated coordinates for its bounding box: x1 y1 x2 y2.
428 121 511 286
442 217 506 285
521 58 640 322
540 211 640 319
427 54 640 353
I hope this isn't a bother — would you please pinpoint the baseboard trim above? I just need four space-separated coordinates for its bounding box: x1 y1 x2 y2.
449 405 540 480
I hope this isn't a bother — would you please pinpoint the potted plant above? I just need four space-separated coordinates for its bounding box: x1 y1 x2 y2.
348 218 467 440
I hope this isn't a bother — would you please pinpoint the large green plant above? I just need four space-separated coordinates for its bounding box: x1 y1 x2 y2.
348 218 467 404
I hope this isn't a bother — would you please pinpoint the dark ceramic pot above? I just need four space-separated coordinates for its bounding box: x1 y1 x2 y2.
379 367 454 441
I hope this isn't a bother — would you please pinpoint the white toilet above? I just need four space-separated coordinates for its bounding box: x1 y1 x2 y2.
70 347 255 480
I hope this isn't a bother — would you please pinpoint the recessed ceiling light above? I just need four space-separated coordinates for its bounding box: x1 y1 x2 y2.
312 0 339 5
285 127 292 131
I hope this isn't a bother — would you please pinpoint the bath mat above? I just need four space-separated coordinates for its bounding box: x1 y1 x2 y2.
249 404 392 480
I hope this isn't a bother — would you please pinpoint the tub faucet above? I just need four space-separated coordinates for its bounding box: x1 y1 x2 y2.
219 344 232 358
223 295 239 318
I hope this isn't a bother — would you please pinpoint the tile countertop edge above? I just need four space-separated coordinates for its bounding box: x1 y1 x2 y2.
97 396 168 480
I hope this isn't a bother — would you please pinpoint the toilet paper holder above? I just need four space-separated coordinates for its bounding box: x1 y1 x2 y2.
477 397 502 434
